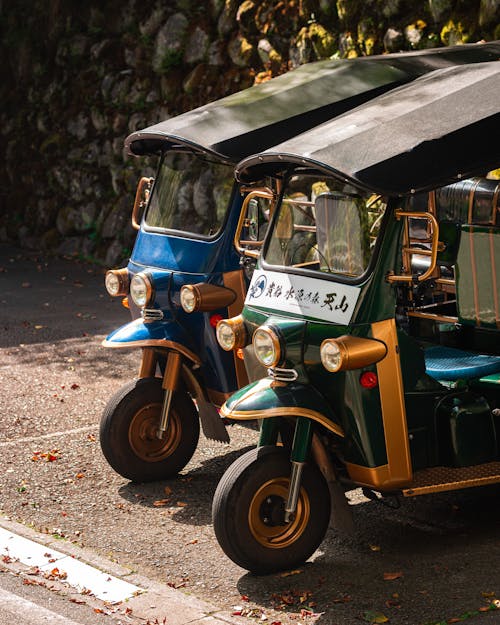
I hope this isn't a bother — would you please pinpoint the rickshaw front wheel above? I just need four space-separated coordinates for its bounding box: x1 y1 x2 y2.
100 377 199 482
212 445 330 574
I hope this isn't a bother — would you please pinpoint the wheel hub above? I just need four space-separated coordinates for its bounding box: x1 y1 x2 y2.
248 477 309 548
128 403 181 462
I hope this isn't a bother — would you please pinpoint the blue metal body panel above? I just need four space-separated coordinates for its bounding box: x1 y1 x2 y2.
129 188 243 274
104 189 245 394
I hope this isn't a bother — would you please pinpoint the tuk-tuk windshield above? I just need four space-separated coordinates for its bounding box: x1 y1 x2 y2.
145 150 235 238
264 174 387 278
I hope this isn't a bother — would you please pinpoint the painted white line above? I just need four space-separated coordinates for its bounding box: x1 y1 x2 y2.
0 586 84 625
0 528 141 603
0 426 98 447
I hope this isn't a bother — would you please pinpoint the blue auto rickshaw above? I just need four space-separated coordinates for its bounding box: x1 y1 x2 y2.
100 42 500 483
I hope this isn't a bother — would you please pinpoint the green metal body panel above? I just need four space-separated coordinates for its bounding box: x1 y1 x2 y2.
234 203 406 468
291 418 313 463
224 378 339 426
228 197 500 477
259 417 280 446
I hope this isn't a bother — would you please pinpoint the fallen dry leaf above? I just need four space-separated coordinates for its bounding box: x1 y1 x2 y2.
332 595 352 604
153 499 171 507
280 569 303 577
383 572 403 581
363 610 389 623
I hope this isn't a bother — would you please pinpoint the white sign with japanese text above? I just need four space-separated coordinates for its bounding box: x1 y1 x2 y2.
245 269 360 324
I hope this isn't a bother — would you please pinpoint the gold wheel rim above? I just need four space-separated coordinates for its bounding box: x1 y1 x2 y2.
248 477 310 549
128 403 181 463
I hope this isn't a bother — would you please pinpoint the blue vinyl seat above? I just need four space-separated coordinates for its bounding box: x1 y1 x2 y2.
425 345 500 381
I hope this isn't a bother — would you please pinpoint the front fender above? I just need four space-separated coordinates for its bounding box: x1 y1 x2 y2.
102 318 201 364
221 378 344 438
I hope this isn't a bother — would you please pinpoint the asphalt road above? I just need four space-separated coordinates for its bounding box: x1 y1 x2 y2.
0 243 499 625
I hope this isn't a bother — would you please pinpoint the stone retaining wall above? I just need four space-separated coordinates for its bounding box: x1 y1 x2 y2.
1 0 498 265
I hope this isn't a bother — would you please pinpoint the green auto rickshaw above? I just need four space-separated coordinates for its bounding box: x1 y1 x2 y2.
212 60 500 573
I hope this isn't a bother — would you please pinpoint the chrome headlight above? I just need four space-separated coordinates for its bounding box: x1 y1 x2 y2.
180 283 237 313
216 315 247 351
320 340 343 372
321 336 387 373
180 285 197 313
130 273 153 307
253 326 281 367
105 269 129 296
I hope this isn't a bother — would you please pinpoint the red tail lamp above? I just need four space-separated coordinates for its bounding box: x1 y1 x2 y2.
210 314 223 328
360 371 378 389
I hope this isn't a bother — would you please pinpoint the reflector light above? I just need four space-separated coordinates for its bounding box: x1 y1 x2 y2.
360 371 378 389
210 314 223 328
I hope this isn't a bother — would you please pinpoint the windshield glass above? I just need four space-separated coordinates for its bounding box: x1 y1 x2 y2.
264 174 386 279
145 150 234 237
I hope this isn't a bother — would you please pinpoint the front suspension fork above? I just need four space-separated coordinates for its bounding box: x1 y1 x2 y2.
259 416 313 522
157 351 182 439
138 348 183 438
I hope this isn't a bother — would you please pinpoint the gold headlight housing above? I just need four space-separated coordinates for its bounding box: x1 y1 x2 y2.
180 283 237 313
130 272 154 308
253 326 282 368
105 268 129 297
216 315 247 351
320 335 387 372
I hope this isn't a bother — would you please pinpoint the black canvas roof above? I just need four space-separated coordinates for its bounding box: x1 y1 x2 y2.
125 42 500 163
236 61 500 195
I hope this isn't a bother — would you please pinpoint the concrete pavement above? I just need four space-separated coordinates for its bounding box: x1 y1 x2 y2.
0 517 245 625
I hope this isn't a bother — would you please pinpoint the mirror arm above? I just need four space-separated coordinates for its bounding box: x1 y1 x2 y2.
387 210 440 283
234 188 274 258
131 177 154 231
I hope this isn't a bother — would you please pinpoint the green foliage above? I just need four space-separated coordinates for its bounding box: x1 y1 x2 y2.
160 50 184 73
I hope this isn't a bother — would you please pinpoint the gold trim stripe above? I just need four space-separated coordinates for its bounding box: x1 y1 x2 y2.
220 403 345 438
223 269 249 389
370 318 413 488
345 462 391 490
102 338 201 365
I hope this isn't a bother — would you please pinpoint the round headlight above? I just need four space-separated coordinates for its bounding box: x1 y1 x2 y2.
130 273 153 307
216 315 247 351
105 269 129 296
180 285 198 313
320 340 343 372
216 321 236 351
253 326 281 367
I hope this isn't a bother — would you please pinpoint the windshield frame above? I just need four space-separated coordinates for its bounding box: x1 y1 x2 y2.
142 147 237 241
259 168 393 286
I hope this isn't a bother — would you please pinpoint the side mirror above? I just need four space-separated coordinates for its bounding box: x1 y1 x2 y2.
234 187 275 259
246 198 260 242
131 177 154 230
